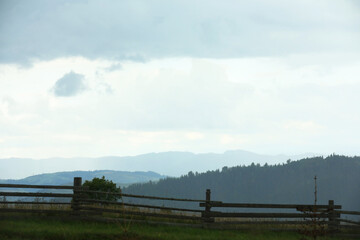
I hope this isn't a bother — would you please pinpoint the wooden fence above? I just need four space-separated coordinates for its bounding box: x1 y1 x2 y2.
1 177 359 234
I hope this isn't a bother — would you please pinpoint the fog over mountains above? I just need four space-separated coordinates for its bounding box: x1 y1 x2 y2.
0 150 317 179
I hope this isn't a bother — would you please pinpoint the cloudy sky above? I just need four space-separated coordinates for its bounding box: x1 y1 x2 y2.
0 0 360 159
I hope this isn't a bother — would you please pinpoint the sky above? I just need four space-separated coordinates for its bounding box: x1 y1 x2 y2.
0 0 360 159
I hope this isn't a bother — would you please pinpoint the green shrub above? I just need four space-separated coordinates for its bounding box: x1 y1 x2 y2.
83 176 121 201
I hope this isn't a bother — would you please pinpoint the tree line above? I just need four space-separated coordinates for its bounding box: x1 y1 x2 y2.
123 155 360 212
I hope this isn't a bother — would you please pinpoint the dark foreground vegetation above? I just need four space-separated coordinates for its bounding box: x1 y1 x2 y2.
0 216 342 240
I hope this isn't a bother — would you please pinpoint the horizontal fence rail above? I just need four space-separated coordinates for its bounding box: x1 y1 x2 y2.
212 220 321 225
200 202 342 209
0 184 74 189
0 208 72 214
79 206 202 221
207 212 335 218
75 189 221 203
0 192 73 198
339 219 360 226
79 198 204 213
335 210 360 215
1 176 359 236
0 201 72 205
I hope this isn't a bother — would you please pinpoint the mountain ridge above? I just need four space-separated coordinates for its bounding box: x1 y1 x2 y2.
0 149 318 179
0 170 165 186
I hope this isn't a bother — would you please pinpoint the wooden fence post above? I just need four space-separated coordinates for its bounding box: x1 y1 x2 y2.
328 200 340 232
202 189 214 223
71 177 82 215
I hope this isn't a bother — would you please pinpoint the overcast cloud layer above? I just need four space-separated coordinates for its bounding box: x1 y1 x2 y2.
1 0 359 64
0 0 360 160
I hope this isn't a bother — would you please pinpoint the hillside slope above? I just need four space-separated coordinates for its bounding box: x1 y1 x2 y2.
124 155 360 212
0 170 165 186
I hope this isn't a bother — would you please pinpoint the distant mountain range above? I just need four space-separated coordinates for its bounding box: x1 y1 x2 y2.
0 170 165 187
1 154 359 221
0 150 317 179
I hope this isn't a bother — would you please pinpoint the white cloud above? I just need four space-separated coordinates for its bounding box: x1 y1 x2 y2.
220 134 246 145
284 120 325 134
185 132 204 140
1 54 360 158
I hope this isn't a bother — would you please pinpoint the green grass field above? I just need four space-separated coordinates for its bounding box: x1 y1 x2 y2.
0 216 344 240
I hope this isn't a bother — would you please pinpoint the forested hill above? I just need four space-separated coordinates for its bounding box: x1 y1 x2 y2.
0 170 165 187
124 155 360 211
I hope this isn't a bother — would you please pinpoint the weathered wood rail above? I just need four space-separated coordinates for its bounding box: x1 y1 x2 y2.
1 177 359 235
0 179 76 215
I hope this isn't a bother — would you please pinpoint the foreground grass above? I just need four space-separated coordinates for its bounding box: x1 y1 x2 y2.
0 217 342 240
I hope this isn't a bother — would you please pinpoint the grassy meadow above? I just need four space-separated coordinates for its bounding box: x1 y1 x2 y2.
0 216 345 240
